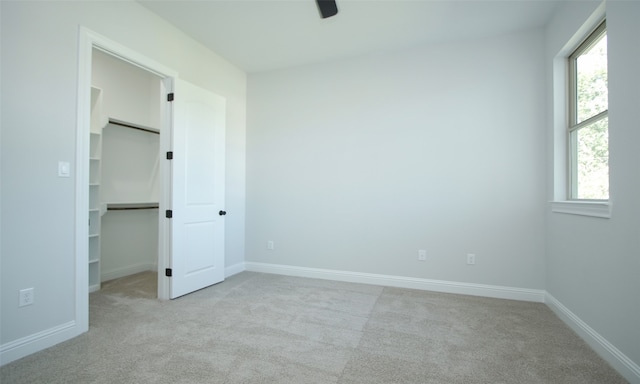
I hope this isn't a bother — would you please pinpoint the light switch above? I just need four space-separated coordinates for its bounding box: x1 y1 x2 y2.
58 161 70 177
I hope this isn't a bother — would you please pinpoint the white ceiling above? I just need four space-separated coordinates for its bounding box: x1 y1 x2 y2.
138 0 561 73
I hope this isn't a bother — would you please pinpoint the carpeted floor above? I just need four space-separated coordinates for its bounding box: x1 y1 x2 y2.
0 271 627 383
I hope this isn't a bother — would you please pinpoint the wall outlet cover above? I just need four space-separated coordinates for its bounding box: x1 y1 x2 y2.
467 253 476 265
19 288 34 307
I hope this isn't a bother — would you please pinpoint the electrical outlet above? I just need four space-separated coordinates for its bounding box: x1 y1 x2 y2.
467 253 476 265
267 240 275 250
19 288 34 307
418 250 427 261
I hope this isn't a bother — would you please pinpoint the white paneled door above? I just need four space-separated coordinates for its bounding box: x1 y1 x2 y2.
169 79 226 299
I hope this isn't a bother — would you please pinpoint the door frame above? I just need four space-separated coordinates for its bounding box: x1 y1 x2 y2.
75 27 177 330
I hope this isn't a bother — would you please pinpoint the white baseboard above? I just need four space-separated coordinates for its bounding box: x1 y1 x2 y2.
244 262 545 302
225 262 245 278
0 321 79 367
101 263 156 282
545 293 640 384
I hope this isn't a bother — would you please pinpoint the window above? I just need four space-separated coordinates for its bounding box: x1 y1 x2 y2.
568 21 608 200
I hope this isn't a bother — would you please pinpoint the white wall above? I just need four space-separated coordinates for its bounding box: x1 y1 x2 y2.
545 1 640 380
0 0 246 363
92 49 162 130
246 29 547 290
101 209 159 281
101 123 160 204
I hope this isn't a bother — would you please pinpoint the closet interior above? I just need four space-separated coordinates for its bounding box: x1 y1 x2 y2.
88 49 163 293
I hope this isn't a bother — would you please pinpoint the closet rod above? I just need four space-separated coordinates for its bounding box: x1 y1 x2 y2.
107 206 159 211
108 119 159 135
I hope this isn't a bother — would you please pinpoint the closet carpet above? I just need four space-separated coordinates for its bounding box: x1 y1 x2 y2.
0 271 627 384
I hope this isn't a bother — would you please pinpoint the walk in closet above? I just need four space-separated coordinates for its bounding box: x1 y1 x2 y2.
88 49 162 292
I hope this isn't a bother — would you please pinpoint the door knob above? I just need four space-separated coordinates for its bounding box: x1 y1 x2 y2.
219 210 227 216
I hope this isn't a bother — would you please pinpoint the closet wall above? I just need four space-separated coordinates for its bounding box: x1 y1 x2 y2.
91 49 163 282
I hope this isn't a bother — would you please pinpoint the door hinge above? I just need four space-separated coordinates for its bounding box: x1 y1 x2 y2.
166 151 173 160
165 268 172 277
167 93 174 102
165 210 173 218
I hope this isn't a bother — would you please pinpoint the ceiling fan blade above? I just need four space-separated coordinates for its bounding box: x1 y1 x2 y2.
316 0 338 19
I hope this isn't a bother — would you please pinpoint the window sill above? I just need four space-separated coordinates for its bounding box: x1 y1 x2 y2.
550 200 611 219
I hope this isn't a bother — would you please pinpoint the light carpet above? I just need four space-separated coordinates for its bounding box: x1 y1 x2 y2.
0 271 627 383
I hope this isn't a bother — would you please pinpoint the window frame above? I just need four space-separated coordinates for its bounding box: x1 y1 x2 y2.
567 20 608 201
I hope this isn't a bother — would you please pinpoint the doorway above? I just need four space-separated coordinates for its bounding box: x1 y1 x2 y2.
90 48 163 296
76 28 177 325
77 28 227 333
